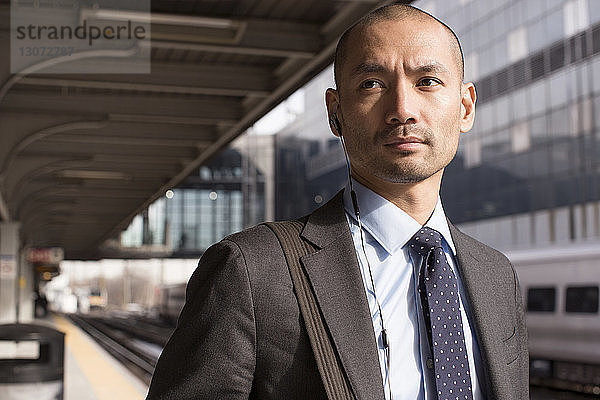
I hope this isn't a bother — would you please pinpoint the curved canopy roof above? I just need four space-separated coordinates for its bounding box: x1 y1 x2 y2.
0 0 401 259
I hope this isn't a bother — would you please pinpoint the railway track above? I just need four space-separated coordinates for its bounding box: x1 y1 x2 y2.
531 385 600 400
67 313 173 385
530 358 600 398
531 378 600 399
67 313 599 399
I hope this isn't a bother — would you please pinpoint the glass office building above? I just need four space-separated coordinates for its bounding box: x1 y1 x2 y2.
120 142 270 255
426 0 600 250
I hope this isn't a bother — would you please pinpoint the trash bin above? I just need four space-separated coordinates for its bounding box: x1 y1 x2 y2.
0 323 64 400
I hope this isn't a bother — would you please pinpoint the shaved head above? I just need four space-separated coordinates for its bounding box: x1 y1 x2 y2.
334 3 464 89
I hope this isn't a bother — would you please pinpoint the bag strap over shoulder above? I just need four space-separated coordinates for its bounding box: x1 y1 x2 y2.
264 220 356 400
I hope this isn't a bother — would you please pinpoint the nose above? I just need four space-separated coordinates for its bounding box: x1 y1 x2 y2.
384 82 418 125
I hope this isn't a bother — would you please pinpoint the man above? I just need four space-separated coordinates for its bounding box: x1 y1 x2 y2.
146 4 528 400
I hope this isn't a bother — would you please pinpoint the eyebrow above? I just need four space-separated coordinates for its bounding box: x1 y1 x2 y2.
351 62 386 76
351 61 451 76
409 62 451 75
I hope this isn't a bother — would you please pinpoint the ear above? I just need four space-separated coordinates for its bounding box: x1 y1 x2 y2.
325 88 341 137
459 82 476 133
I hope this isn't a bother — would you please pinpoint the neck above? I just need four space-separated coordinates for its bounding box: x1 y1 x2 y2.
352 170 443 225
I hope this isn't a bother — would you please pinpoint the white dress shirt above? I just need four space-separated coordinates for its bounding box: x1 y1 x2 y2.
343 180 485 400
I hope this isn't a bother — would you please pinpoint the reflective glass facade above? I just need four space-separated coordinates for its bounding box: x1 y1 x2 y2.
120 147 266 254
437 0 600 226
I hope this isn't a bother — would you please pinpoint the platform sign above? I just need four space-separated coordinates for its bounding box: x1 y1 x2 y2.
27 247 64 264
0 255 17 278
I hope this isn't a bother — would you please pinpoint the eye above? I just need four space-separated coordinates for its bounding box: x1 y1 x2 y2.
417 77 442 87
360 80 384 89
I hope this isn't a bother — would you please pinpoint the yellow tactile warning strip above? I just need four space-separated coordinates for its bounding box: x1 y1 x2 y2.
53 314 147 400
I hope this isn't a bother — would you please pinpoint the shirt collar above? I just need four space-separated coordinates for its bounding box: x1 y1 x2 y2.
343 179 456 256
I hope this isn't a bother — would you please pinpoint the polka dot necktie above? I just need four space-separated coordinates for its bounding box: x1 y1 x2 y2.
409 227 473 400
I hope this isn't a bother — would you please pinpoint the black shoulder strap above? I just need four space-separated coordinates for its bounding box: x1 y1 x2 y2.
264 221 356 400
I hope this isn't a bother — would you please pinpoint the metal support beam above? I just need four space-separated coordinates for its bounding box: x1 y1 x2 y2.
4 92 243 120
42 133 211 148
23 61 274 93
0 192 9 221
16 77 270 97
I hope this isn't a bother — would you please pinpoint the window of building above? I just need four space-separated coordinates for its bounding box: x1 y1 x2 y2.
549 70 568 109
508 27 528 63
571 98 593 135
529 115 548 144
478 102 495 132
529 80 547 115
564 0 589 37
511 87 529 120
493 38 508 72
471 16 490 50
529 147 550 178
567 32 586 64
511 121 531 153
507 2 524 32
495 95 510 128
477 75 493 103
580 64 593 98
565 286 599 313
479 45 495 77
551 142 572 175
528 19 546 55
549 106 570 138
511 59 528 88
481 128 510 161
465 52 479 82
591 0 600 24
549 42 566 72
525 0 552 24
527 287 556 312
464 137 482 168
547 8 566 45
566 67 580 103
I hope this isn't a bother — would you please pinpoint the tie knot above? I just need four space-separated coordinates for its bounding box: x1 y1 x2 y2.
408 227 444 256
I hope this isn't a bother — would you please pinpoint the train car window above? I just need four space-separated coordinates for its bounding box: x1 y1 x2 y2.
527 287 556 312
565 286 599 314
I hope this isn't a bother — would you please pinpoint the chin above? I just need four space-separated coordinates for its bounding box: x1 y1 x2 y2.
372 163 441 184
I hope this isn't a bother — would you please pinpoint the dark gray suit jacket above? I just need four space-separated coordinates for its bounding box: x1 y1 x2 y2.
146 191 529 400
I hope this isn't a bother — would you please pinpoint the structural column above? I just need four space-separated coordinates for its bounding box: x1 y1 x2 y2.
0 222 20 323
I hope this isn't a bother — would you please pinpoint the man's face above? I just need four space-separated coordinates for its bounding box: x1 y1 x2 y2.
328 18 475 185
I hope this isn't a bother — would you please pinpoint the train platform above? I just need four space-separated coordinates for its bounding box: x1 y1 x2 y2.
44 313 149 400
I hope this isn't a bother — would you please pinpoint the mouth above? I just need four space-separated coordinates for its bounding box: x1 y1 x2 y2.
383 136 426 151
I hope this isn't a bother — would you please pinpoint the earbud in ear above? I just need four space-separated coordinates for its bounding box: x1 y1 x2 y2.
329 114 342 135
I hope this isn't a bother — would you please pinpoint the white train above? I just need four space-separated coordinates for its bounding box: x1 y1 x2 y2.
508 242 600 391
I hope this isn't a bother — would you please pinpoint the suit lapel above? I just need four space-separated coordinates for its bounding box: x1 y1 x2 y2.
297 194 515 399
448 222 516 399
299 191 385 400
